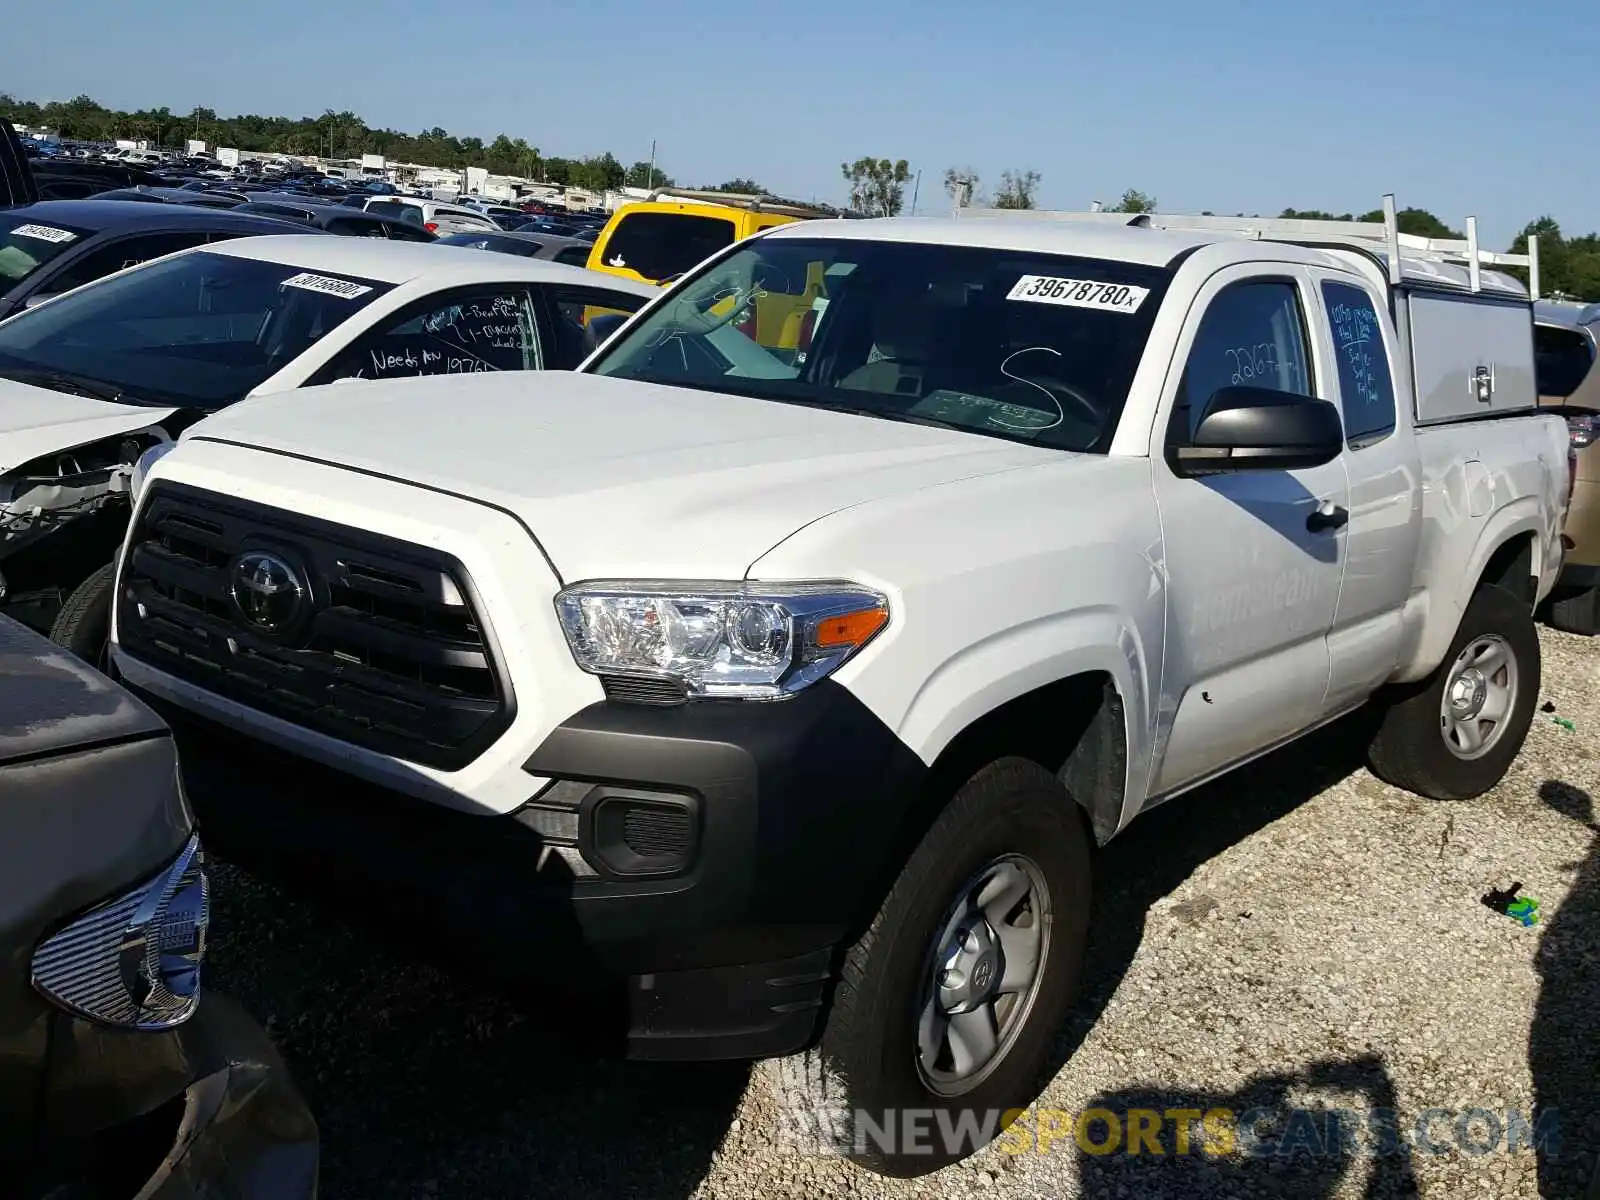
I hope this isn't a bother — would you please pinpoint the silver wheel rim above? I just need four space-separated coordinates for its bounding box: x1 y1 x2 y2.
1439 634 1518 761
914 854 1051 1097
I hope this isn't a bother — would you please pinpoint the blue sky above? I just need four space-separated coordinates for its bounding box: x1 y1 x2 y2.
4 0 1593 247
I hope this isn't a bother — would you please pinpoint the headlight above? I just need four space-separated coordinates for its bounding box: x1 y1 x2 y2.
555 580 889 699
129 439 176 503
32 834 209 1030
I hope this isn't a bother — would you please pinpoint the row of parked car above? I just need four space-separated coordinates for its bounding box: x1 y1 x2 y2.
2 113 1597 1192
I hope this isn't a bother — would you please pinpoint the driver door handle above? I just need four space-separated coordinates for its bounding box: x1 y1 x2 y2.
1306 502 1349 533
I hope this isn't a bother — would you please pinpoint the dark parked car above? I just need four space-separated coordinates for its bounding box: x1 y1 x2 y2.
94 185 245 209
232 198 438 240
1 614 318 1198
436 229 595 266
0 199 308 318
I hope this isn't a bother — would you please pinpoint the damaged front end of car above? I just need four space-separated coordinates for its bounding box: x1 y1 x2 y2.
0 427 171 633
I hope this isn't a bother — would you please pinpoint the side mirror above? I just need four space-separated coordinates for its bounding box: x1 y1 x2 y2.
1172 385 1343 475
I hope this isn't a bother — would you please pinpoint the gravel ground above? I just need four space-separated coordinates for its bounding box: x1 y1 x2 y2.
208 626 1600 1200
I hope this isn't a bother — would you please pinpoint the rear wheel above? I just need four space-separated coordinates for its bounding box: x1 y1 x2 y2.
763 757 1091 1177
48 561 116 671
1367 584 1540 800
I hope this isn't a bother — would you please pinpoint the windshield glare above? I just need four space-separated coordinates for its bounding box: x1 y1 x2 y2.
0 250 395 409
0 214 94 288
586 237 1173 452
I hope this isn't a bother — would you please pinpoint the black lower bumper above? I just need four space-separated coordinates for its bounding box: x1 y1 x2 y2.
1556 560 1600 591
22 992 318 1199
142 680 929 1061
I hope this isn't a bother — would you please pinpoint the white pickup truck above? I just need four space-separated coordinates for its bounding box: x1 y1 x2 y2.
111 200 1569 1175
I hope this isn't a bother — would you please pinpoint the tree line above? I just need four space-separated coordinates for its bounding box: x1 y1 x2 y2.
0 93 720 194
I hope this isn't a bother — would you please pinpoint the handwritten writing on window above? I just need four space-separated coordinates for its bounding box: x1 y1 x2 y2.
1227 342 1281 385
363 346 494 377
1330 299 1383 408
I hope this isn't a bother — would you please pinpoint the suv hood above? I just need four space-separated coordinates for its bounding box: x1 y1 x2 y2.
0 378 177 473
183 372 1065 579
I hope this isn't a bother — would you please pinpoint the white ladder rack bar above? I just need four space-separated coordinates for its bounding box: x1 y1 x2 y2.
952 192 1541 299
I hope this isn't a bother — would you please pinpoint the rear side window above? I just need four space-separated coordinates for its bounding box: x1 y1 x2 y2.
553 244 591 268
312 287 545 382
1321 280 1396 444
1173 280 1313 441
599 212 737 281
324 217 387 238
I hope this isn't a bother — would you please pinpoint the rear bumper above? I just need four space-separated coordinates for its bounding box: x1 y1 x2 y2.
139 680 929 1061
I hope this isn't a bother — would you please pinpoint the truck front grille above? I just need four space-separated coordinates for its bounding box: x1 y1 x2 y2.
117 482 515 770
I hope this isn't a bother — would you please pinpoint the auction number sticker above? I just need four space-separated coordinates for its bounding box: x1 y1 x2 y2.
280 272 373 300
10 224 77 244
1008 275 1149 313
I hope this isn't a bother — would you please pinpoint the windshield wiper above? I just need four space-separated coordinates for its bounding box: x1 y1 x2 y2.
0 368 157 406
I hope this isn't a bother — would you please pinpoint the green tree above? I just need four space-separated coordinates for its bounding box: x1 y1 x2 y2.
569 152 624 191
993 168 1041 210
625 160 674 189
841 156 912 216
942 166 980 208
713 178 764 194
1109 189 1157 214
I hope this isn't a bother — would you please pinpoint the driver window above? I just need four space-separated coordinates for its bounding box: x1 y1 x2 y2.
1172 280 1312 443
323 288 543 381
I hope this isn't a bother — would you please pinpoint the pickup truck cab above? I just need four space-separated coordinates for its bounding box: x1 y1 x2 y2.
112 204 1568 1175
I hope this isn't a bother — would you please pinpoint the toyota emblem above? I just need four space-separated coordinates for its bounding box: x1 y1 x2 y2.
228 550 306 634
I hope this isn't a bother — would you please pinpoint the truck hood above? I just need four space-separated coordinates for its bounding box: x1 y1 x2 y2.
0 377 178 473
184 372 1065 579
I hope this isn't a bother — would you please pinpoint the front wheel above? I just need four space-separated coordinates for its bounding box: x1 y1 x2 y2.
1367 583 1540 800
763 757 1091 1177
49 561 116 671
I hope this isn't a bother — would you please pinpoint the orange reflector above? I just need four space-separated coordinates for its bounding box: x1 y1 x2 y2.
814 607 888 649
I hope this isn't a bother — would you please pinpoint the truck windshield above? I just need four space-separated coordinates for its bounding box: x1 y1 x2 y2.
0 250 394 410
0 213 94 288
586 236 1174 452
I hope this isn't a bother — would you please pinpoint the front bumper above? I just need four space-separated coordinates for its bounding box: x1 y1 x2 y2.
24 992 317 1199
142 680 930 1061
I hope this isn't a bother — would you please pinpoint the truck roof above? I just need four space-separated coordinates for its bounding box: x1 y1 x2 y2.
773 198 1535 300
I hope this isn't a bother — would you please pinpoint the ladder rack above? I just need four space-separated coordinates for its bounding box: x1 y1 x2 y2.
953 193 1541 299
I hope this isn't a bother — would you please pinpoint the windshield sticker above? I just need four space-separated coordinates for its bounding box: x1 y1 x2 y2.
280 271 373 300
1007 275 1149 314
10 224 77 244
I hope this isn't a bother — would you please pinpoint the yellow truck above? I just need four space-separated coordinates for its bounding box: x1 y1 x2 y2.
586 189 835 350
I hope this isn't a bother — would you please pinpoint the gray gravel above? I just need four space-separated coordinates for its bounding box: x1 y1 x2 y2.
208 627 1600 1199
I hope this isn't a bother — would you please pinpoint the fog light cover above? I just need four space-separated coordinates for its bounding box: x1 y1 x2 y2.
32 835 209 1030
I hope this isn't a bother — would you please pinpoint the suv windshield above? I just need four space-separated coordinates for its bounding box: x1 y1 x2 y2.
0 250 394 409
0 213 95 287
587 236 1173 452
599 211 737 281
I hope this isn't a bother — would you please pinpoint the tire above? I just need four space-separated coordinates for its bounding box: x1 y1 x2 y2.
1367 583 1540 800
1545 584 1600 636
762 757 1092 1177
49 561 116 670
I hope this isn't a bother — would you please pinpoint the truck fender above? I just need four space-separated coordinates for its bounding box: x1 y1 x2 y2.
894 607 1153 837
1395 499 1544 683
